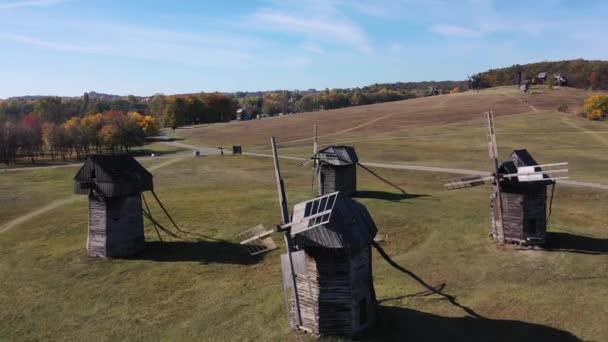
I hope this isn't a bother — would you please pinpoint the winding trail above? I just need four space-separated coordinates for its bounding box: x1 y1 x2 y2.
0 156 189 234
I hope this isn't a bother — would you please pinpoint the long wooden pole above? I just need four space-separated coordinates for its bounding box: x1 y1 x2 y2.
486 111 505 243
271 136 302 327
312 125 318 193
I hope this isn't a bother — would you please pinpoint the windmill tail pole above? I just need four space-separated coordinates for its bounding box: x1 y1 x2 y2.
358 163 407 194
142 193 163 242
142 209 181 239
371 241 484 319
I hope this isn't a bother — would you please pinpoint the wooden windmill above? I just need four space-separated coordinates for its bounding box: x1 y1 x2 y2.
443 111 568 245
554 72 567 87
237 137 378 337
427 86 440 96
301 125 406 197
74 155 181 257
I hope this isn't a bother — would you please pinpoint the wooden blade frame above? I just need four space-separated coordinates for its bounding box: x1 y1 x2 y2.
485 111 506 243
237 224 278 256
444 175 494 190
311 124 318 193
271 136 303 328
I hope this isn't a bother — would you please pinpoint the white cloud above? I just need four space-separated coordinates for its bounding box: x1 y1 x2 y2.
250 8 373 54
302 41 323 54
0 0 65 10
430 24 482 38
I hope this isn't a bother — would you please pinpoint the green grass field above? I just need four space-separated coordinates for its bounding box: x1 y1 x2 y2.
1 155 606 341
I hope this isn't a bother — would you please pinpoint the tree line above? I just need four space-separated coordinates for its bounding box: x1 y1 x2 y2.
0 111 159 165
473 59 608 90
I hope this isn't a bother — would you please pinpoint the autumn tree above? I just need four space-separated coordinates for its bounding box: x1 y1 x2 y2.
583 95 608 120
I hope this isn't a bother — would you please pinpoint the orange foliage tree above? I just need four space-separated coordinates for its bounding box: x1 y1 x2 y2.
583 95 608 120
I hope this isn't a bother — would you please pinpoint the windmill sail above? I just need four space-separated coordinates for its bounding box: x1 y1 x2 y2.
444 175 493 190
288 192 338 236
237 224 278 255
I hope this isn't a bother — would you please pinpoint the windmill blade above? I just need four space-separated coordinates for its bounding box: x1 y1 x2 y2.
285 192 339 236
444 175 494 190
237 224 278 256
270 136 303 327
484 110 506 243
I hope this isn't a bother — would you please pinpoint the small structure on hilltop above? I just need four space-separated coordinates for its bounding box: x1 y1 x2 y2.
554 72 567 87
317 145 359 196
535 72 547 84
301 125 407 197
238 138 377 337
444 111 568 246
74 155 152 257
426 86 440 96
236 109 252 121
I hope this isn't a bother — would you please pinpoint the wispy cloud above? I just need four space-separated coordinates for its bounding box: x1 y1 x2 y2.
430 24 482 38
251 9 372 54
0 0 65 10
302 41 324 54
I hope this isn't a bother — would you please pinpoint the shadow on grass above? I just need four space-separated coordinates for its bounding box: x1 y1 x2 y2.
358 306 580 342
545 232 608 255
131 240 262 265
354 191 429 202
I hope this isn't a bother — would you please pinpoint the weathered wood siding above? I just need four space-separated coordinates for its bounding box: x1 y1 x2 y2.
87 193 145 258
490 184 548 245
288 247 376 337
318 164 357 197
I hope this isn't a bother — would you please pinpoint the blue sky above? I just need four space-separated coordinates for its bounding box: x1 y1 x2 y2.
0 0 606 98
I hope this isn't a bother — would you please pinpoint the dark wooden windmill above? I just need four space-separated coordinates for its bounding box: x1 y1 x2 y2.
427 86 440 96
554 72 567 87
74 155 180 257
301 125 406 197
444 111 568 245
74 155 152 257
238 137 378 337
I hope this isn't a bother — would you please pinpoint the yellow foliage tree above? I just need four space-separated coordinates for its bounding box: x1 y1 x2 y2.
583 95 608 120
128 111 159 136
450 87 461 94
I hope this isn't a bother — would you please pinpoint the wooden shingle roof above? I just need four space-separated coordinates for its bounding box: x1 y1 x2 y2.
292 192 376 249
317 146 359 166
74 155 153 197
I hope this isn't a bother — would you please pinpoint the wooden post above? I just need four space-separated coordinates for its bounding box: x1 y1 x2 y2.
312 125 318 193
271 136 303 327
485 111 505 243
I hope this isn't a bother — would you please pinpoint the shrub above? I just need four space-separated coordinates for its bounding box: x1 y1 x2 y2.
583 95 608 120
450 87 461 94
557 103 569 113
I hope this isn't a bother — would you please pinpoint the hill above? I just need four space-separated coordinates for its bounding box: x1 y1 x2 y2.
476 59 608 89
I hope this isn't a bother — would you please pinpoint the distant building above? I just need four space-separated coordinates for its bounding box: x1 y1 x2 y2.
520 80 530 92
535 72 547 84
236 109 252 121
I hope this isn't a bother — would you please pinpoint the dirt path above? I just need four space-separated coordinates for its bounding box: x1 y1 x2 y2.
0 156 189 234
0 196 82 234
502 93 540 113
560 116 608 147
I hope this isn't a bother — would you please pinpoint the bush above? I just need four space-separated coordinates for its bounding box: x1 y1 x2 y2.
450 87 461 94
557 103 569 113
583 95 608 120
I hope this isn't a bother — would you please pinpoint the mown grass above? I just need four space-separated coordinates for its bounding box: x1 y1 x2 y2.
1 155 606 341
249 112 608 183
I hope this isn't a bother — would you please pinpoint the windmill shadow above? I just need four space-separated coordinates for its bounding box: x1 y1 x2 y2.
359 306 580 342
129 240 263 265
354 191 429 202
545 232 608 255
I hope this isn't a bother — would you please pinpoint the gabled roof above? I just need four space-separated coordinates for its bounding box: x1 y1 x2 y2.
74 155 153 197
291 192 376 249
508 149 538 167
317 146 358 166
